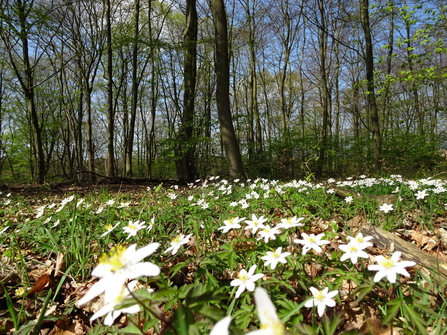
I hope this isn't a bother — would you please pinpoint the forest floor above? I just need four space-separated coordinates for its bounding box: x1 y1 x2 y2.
1 177 447 335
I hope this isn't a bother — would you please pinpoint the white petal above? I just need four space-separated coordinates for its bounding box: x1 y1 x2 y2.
78 276 115 306
124 262 160 279
254 287 279 325
90 303 114 321
210 316 231 335
134 243 160 261
250 273 264 282
317 302 326 317
235 285 245 298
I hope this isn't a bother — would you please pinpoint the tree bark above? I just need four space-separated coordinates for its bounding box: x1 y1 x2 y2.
210 0 244 179
105 0 115 177
175 0 197 183
361 0 382 172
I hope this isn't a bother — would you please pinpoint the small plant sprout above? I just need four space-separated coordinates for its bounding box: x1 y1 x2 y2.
77 243 160 306
218 217 246 233
123 220 147 239
210 315 231 335
379 203 394 213
257 225 280 243
368 251 416 283
164 233 192 255
339 242 369 264
230 264 264 298
90 280 140 326
244 214 268 234
294 233 330 255
276 216 304 229
261 247 291 270
304 287 339 317
247 287 284 335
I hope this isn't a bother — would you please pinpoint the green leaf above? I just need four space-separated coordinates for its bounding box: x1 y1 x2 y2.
382 299 402 325
402 304 428 334
349 284 373 307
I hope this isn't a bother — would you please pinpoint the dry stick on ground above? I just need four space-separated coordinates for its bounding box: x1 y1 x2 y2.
353 222 447 286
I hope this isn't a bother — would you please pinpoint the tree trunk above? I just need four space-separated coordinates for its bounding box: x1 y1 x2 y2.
210 0 244 179
105 0 115 177
361 0 382 172
316 0 330 178
175 0 197 183
125 0 141 177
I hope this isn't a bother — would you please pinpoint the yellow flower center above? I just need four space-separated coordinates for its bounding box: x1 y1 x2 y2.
172 235 182 243
272 251 280 258
308 237 315 243
381 257 395 269
239 271 248 281
314 290 325 301
348 245 358 252
99 245 127 271
105 224 113 231
127 222 138 230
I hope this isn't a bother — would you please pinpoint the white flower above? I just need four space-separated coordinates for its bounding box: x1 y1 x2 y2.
218 217 245 233
35 205 46 219
147 216 155 232
379 203 393 213
52 219 61 228
164 234 192 255
277 216 304 229
105 199 115 206
368 251 416 283
118 202 131 208
101 222 120 237
345 196 354 204
77 243 160 306
90 280 140 326
123 220 147 239
415 189 429 200
245 214 268 234
95 206 104 214
167 193 177 200
339 242 369 264
261 247 291 270
257 225 280 243
246 287 284 335
210 315 231 335
229 201 238 207
294 233 330 255
230 265 264 298
346 233 373 249
304 287 338 317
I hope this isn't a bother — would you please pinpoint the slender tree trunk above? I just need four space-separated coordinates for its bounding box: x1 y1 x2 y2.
316 0 330 178
125 0 141 177
106 0 115 177
175 0 197 182
210 0 244 179
361 0 382 172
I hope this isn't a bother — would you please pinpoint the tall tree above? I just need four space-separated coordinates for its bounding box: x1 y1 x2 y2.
361 0 382 172
105 0 115 177
210 0 244 179
175 0 197 182
0 0 50 184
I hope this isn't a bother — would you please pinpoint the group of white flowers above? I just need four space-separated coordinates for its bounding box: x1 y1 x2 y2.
77 217 416 331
